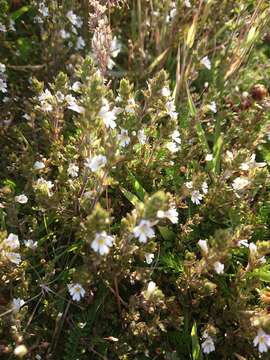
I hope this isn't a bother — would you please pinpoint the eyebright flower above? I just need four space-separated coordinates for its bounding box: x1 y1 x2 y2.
15 194 28 204
12 298 25 313
33 160 45 170
98 100 120 129
67 163 79 178
253 328 270 353
24 239 38 249
161 87 171 97
171 130 181 144
166 141 179 153
91 231 114 255
118 129 131 147
5 251 21 265
145 253 154 264
232 177 250 192
185 181 193 189
85 155 107 172
0 78 7 93
157 207 178 224
191 190 203 205
205 153 213 161
213 261 224 274
208 101 217 113
75 36 86 50
202 332 215 354
133 220 155 243
66 11 83 28
137 129 147 144
4 233 20 249
238 239 249 247
165 100 178 120
125 98 136 114
144 281 157 300
66 94 85 114
68 283 86 302
36 178 54 196
200 56 211 70
198 239 208 255
240 154 266 171
201 181 208 194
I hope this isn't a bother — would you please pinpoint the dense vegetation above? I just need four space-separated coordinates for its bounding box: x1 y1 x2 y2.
1 0 270 359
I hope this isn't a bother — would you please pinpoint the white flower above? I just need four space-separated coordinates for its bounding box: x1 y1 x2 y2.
85 155 107 172
39 3 49 17
71 81 82 92
110 36 122 58
15 194 28 204
232 177 250 192
198 239 208 254
66 11 83 28
98 100 119 129
208 101 217 113
39 89 53 103
145 253 154 264
24 239 38 249
185 181 193 189
184 0 191 7
125 98 136 114
5 251 21 265
161 87 171 97
55 91 65 103
36 178 54 197
165 100 178 119
68 103 85 114
249 242 257 254
213 261 224 274
67 163 79 178
0 63 6 73
4 233 20 249
201 181 208 194
0 23 7 32
91 231 114 255
59 29 70 39
171 130 181 144
200 56 211 70
12 298 25 313
238 239 249 247
205 153 213 161
118 129 130 147
68 283 86 301
75 36 85 50
202 332 215 354
33 160 45 170
166 141 179 153
191 190 203 205
240 154 266 171
14 345 28 357
0 78 7 93
133 220 155 243
157 207 178 224
253 328 270 353
66 95 85 114
145 281 157 299
137 129 147 144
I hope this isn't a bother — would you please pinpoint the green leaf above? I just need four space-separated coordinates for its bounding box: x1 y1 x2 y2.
212 135 223 174
158 226 175 241
191 322 202 360
251 268 270 282
127 171 146 201
11 6 31 21
119 186 141 207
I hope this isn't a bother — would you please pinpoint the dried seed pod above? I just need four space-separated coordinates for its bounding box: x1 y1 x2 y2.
251 84 268 101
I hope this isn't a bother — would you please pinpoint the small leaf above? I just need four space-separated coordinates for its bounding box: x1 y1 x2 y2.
11 6 31 21
191 322 202 360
